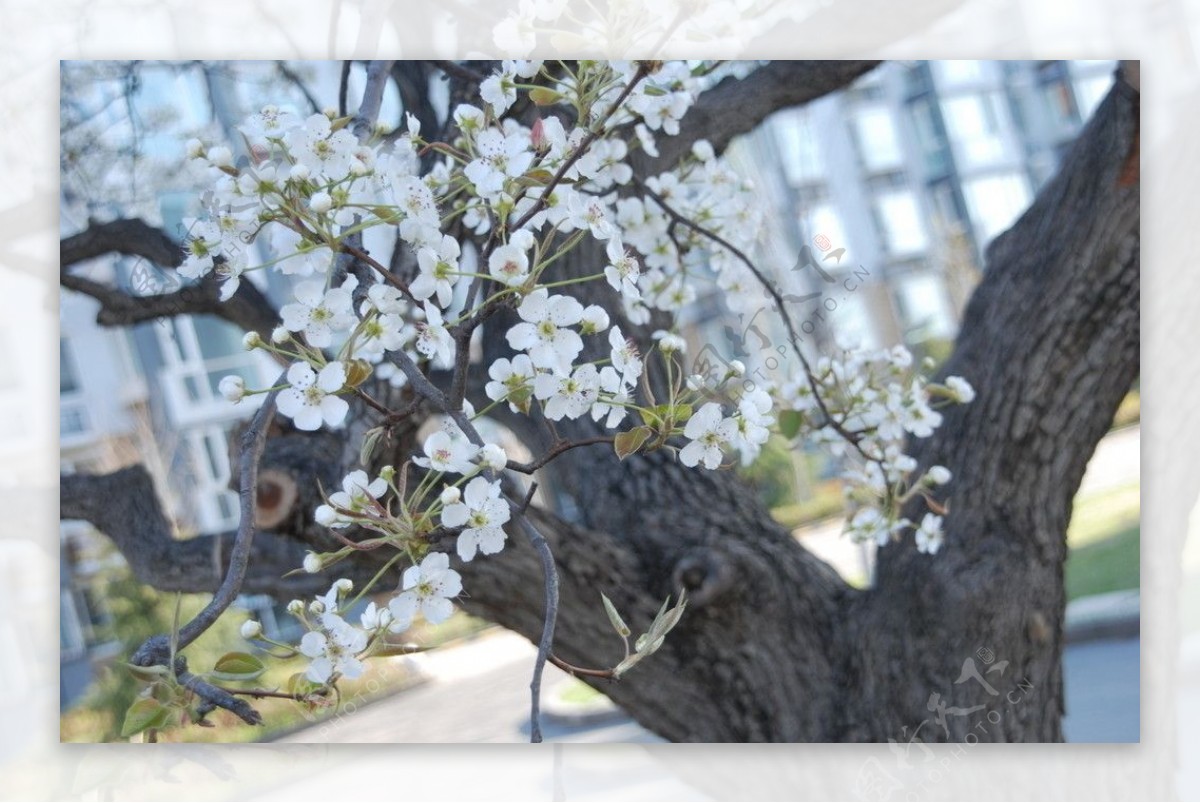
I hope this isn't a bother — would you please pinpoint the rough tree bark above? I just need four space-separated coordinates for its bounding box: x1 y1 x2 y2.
58 61 1138 742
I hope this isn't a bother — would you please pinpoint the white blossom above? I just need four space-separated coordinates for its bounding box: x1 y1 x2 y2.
915 513 945 555
388 552 463 629
414 430 479 475
488 242 531 287
441 477 510 562
315 470 388 528
277 361 349 431
534 363 600 421
679 403 736 470
281 280 356 348
505 288 584 374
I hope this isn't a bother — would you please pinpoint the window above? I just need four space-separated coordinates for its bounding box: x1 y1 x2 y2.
61 406 89 436
851 106 904 173
803 203 848 253
894 270 955 340
962 173 1032 242
774 111 825 185
874 191 928 256
940 93 1009 168
60 338 80 394
934 60 988 86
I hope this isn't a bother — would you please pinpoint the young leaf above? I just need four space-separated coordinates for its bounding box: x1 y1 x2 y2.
359 426 384 465
124 663 171 683
120 697 173 738
614 426 653 460
210 652 266 682
778 409 805 440
601 592 632 637
287 672 326 698
528 87 561 106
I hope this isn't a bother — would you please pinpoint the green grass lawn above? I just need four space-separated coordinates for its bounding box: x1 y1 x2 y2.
1065 482 1140 601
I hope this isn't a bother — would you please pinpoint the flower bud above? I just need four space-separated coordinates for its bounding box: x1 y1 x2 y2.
309 191 333 214
439 486 462 506
242 331 263 350
287 599 304 616
303 552 323 574
271 325 291 344
314 505 338 527
729 360 746 377
335 578 353 594
208 146 233 168
240 620 263 639
185 138 205 159
289 163 311 181
926 466 952 485
218 375 246 403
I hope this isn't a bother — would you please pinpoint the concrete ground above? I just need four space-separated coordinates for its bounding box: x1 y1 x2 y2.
276 627 1139 745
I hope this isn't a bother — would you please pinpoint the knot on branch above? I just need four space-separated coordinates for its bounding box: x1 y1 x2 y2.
671 548 736 609
255 469 299 529
130 634 176 669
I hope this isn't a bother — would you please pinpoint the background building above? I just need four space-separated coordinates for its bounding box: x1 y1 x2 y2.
709 59 1116 361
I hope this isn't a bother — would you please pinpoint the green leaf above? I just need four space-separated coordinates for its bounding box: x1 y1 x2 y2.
634 633 665 656
124 663 171 683
778 409 805 440
600 593 631 638
120 697 173 738
528 87 561 106
210 652 266 682
614 426 653 460
517 168 557 187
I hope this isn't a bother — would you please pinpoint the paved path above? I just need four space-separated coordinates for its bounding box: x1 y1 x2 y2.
277 628 1139 745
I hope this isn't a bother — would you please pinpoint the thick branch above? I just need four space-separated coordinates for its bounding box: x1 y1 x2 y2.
60 218 279 337
851 69 1140 743
60 465 335 597
643 60 880 170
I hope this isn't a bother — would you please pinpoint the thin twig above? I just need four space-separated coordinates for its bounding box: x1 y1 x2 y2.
339 241 416 301
511 509 559 743
547 654 616 680
338 60 352 118
506 436 615 474
635 178 877 463
176 372 284 650
276 61 322 114
352 60 396 142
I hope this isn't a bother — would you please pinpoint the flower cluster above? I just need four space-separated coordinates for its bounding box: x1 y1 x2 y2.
775 345 974 550
187 60 974 708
